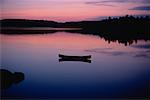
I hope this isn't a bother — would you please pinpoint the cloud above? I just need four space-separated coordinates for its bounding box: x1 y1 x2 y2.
86 0 150 4
85 0 150 6
131 44 150 49
130 6 150 11
134 54 150 58
85 48 129 56
85 1 115 7
85 47 150 58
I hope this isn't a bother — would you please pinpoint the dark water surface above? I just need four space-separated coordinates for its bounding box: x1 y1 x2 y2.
1 32 150 98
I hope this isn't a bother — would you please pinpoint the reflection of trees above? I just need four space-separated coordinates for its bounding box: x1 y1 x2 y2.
104 38 138 46
1 15 150 46
66 30 149 46
97 33 146 46
0 69 25 90
2 29 149 46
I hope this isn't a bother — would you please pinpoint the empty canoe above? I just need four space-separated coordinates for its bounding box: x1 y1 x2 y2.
59 54 91 59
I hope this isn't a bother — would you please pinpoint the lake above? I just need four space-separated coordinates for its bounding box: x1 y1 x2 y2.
1 31 150 99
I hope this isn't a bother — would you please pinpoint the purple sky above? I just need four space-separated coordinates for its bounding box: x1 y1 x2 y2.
1 0 150 21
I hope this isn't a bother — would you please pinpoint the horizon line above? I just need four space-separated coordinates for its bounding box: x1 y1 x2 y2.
1 14 150 23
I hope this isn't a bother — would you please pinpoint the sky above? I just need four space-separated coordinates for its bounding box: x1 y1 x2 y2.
1 0 150 21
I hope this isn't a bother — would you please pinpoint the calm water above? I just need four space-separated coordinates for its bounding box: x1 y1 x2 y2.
1 32 150 98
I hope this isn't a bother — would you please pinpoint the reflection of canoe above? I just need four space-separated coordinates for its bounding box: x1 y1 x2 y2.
59 59 91 63
59 54 91 60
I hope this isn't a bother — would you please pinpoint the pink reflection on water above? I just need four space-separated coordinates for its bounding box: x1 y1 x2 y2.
1 32 150 82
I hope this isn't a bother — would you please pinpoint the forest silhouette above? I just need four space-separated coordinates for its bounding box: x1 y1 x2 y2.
1 15 150 46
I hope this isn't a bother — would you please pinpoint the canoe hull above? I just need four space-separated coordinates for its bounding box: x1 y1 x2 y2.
59 54 91 59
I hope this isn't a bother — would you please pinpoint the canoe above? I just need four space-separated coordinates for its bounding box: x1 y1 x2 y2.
59 54 91 59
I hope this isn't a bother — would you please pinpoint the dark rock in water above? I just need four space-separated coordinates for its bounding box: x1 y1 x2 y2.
0 69 24 90
13 72 24 84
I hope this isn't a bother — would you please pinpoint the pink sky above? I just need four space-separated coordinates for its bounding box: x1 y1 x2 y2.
1 0 150 21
